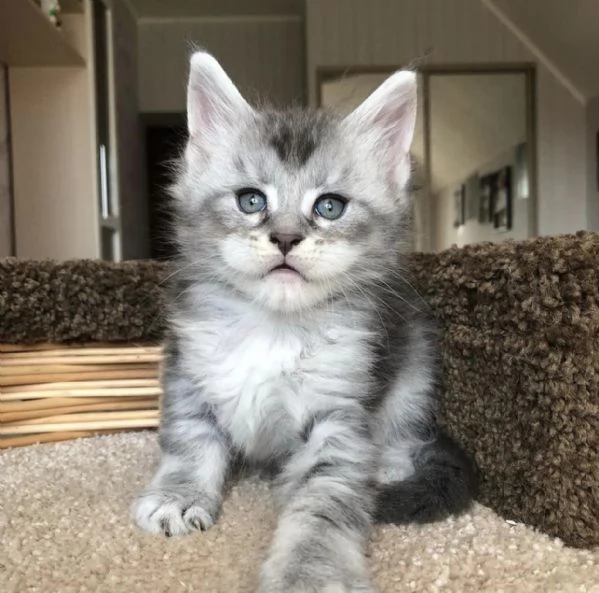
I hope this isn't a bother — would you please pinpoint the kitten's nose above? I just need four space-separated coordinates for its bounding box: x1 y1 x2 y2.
269 232 304 256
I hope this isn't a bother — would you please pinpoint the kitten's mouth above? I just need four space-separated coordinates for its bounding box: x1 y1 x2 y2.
268 263 305 281
272 263 296 272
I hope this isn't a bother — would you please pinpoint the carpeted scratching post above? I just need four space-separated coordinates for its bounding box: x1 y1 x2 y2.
1 232 598 551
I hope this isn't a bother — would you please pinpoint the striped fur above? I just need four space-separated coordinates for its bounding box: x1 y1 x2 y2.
132 52 476 593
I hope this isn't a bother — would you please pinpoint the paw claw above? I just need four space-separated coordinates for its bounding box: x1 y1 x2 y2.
160 518 172 537
183 505 214 532
132 488 217 537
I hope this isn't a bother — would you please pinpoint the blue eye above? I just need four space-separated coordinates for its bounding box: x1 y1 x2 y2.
314 194 347 220
237 189 267 214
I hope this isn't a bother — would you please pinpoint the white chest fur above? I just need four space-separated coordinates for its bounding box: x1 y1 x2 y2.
176 305 373 460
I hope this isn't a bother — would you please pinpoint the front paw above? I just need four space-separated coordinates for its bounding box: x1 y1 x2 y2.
131 486 219 537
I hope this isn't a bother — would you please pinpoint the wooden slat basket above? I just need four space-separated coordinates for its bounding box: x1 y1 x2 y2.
0 343 163 448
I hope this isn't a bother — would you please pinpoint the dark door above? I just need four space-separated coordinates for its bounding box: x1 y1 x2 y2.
144 118 187 260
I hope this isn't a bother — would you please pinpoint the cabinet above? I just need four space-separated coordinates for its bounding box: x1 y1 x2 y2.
4 0 127 260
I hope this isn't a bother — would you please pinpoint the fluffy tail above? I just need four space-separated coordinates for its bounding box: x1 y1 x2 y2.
375 433 478 525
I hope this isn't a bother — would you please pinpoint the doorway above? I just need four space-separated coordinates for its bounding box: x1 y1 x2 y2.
317 65 537 252
424 68 536 251
143 115 187 261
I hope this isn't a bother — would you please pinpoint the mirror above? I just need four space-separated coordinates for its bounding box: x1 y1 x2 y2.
318 68 535 252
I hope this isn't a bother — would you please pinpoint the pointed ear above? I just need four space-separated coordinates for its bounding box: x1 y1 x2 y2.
344 70 417 179
186 51 253 143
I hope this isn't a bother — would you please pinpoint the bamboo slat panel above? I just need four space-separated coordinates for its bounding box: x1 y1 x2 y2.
0 343 163 448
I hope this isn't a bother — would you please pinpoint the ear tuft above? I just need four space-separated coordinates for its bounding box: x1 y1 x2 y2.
187 51 252 141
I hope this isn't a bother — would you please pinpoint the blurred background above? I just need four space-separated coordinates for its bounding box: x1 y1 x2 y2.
1 0 597 260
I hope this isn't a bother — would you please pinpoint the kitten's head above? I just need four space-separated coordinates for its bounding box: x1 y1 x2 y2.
173 51 417 313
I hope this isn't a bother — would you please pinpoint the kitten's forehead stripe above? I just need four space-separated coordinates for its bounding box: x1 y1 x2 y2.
262 108 334 166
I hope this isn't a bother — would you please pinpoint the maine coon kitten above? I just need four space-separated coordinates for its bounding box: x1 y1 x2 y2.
132 51 476 593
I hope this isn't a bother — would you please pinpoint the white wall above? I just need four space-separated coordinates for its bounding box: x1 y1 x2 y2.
587 96 599 230
436 146 529 250
138 16 305 113
0 65 12 257
306 0 589 240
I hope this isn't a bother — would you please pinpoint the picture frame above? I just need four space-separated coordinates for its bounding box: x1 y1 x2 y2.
492 166 512 232
478 174 494 224
453 184 466 228
465 173 479 221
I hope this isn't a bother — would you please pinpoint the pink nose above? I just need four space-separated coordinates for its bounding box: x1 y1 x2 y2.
269 233 304 256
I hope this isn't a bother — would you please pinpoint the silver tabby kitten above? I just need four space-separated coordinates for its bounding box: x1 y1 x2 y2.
132 51 476 593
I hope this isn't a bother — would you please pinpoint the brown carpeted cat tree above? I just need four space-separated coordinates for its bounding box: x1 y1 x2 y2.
0 232 597 593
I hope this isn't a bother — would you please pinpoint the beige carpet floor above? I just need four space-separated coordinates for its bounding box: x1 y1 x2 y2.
1 432 597 593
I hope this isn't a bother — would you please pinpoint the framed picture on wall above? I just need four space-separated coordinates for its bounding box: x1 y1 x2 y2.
478 174 494 224
465 173 479 221
453 185 466 228
492 166 512 232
